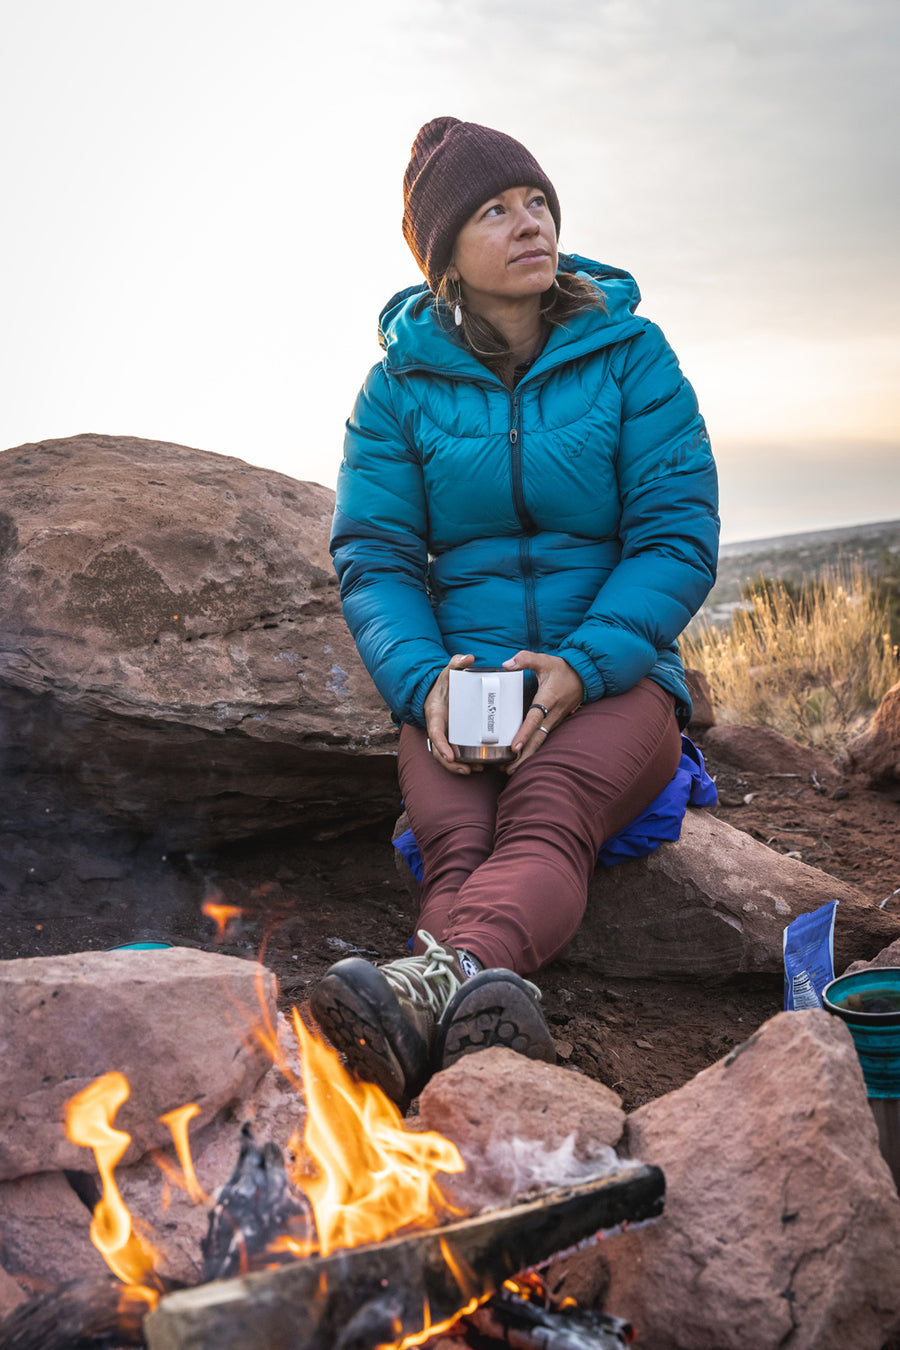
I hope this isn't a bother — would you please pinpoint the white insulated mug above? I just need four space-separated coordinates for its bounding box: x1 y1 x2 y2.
448 667 525 763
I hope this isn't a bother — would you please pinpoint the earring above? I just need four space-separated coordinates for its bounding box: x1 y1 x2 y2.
449 278 464 326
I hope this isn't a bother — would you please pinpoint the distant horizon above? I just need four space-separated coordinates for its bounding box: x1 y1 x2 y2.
1 423 900 545
719 514 900 552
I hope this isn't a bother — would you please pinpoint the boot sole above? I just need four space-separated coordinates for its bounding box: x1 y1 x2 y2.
309 959 429 1111
436 970 557 1071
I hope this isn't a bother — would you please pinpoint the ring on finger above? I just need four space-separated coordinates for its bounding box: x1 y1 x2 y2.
531 702 549 718
426 738 433 753
538 725 550 736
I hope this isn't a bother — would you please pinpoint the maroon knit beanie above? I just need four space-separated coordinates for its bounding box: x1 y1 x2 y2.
402 116 561 293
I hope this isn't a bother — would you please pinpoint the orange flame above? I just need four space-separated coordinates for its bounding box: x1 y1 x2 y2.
202 894 244 940
118 1284 160 1322
438 1236 480 1298
370 1238 488 1350
290 1009 465 1257
504 1271 547 1302
378 1293 483 1350
64 1072 159 1294
157 1103 209 1205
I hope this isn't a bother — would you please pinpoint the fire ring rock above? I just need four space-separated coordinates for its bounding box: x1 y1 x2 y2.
0 948 277 1183
0 434 398 845
604 1010 900 1349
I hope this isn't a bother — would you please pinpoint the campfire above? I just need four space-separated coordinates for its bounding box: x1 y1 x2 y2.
1 963 662 1350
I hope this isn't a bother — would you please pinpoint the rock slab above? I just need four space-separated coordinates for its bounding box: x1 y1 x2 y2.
701 722 840 781
846 936 900 974
0 1005 307 1291
0 1171 112 1285
603 1010 900 1350
568 809 899 978
0 948 276 1181
684 667 715 732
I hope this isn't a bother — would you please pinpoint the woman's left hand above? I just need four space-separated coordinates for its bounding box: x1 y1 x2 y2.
503 651 585 773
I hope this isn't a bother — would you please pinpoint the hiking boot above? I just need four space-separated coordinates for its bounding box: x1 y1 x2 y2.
309 930 467 1110
435 969 557 1071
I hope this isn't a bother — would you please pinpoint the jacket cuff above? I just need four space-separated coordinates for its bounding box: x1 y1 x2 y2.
408 662 448 727
557 649 605 704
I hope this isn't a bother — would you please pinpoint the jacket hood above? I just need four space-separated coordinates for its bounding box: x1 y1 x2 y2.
376 253 646 378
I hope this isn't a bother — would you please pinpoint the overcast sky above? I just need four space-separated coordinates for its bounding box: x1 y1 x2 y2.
2 0 897 542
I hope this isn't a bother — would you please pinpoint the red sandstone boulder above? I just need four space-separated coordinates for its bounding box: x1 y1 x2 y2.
0 1265 27 1319
602 1010 900 1349
0 1172 112 1288
0 434 397 846
844 679 900 789
845 935 900 973
572 809 897 978
702 723 839 782
0 962 308 1291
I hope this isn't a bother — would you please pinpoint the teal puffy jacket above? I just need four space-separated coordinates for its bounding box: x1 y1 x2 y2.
331 255 719 728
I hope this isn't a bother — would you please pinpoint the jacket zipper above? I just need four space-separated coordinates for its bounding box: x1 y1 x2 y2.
508 392 531 527
518 539 540 651
509 392 540 649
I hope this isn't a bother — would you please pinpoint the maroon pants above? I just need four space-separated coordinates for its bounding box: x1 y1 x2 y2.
397 678 682 976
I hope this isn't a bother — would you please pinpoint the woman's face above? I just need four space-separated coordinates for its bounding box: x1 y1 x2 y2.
448 185 558 311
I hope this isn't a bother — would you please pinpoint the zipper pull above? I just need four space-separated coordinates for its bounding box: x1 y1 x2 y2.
509 428 518 444
509 394 520 445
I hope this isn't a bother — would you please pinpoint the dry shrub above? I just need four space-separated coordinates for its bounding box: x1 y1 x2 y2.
682 562 900 752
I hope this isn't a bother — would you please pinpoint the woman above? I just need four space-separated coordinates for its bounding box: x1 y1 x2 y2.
311 117 719 1110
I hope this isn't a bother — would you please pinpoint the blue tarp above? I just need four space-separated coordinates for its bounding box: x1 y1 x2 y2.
393 735 717 882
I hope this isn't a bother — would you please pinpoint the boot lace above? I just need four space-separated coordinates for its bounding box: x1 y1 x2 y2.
384 931 544 1011
383 930 466 1017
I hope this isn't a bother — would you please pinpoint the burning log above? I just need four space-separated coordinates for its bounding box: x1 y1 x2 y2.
144 1164 664 1350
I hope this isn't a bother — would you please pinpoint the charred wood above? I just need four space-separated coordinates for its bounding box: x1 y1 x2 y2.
201 1123 313 1282
144 1164 664 1350
0 1277 150 1350
466 1287 634 1349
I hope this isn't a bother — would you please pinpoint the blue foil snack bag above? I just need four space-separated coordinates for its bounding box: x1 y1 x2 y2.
783 901 838 1010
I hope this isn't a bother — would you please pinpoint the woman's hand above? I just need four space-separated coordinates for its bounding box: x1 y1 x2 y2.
503 650 585 773
423 653 479 774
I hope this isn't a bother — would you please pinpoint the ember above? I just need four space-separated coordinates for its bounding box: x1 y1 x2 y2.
201 894 245 941
473 1275 636 1349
